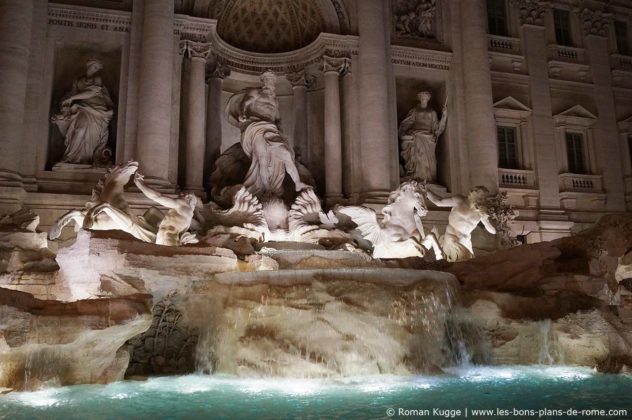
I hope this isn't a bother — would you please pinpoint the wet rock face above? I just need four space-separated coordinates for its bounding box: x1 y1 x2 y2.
126 293 199 376
0 287 151 391
177 271 464 377
446 214 632 373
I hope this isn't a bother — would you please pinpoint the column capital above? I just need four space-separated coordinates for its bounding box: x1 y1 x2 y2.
511 0 550 27
286 68 316 88
206 59 231 80
181 40 212 60
322 55 351 76
580 8 611 38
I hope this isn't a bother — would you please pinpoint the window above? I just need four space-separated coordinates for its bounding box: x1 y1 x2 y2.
566 132 585 174
553 9 573 47
615 21 629 55
497 126 518 169
487 0 508 37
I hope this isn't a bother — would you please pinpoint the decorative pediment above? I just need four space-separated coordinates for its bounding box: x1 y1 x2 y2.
557 105 597 119
493 96 531 119
554 105 597 127
494 96 531 111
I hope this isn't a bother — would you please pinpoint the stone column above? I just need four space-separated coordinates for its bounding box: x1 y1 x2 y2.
322 56 349 206
357 0 394 201
20 0 47 190
342 64 358 199
286 69 314 164
520 9 561 209
136 0 174 187
182 41 211 196
461 0 498 191
0 0 33 188
205 60 230 189
582 10 626 211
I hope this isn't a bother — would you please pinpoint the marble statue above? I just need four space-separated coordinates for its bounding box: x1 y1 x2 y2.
399 90 447 183
133 173 198 246
49 161 157 242
426 186 497 262
225 70 309 200
339 181 442 259
51 59 114 168
287 188 341 242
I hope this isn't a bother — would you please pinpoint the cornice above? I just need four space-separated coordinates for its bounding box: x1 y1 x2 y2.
47 5 452 74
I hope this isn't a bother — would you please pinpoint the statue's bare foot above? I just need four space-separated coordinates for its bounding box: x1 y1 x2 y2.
295 182 310 192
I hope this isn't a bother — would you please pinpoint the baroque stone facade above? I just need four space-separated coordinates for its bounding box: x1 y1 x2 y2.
0 0 631 244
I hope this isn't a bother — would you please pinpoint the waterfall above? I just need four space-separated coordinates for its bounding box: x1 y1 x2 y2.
537 319 563 365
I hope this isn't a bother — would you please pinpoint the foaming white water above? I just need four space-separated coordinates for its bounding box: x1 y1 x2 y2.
4 366 601 409
444 365 594 382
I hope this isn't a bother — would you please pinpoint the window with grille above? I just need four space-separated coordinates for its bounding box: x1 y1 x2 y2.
554 9 573 47
497 126 518 169
487 0 508 37
566 132 585 174
615 21 629 55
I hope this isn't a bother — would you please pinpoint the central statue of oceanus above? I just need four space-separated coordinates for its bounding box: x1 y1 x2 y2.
225 70 309 200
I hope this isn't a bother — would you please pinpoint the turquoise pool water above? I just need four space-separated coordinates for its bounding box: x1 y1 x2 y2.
1 366 631 419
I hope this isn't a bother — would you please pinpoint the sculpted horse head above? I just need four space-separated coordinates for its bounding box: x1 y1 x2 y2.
382 180 427 236
87 161 139 211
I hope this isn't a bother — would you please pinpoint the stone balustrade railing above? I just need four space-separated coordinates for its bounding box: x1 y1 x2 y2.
559 173 603 193
488 35 520 54
498 168 536 189
611 54 632 72
547 45 586 64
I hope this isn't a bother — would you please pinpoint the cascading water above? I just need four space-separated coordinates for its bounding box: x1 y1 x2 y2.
160 265 478 378
537 319 564 365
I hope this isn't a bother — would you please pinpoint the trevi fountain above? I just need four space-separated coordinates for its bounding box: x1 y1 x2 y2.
1 0 632 418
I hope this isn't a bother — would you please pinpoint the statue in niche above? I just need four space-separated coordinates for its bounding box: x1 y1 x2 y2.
398 90 447 183
224 70 309 201
426 186 497 262
51 58 114 168
394 0 437 39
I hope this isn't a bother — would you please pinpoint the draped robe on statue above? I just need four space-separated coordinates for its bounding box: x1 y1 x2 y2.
53 77 114 165
226 87 296 199
399 105 446 182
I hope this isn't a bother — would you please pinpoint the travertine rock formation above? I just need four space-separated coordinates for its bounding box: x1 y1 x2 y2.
447 214 632 372
0 287 151 391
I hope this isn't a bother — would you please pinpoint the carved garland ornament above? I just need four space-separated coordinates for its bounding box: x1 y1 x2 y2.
511 0 550 26
581 8 611 38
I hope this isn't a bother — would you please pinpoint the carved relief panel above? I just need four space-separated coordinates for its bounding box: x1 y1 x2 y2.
393 0 438 40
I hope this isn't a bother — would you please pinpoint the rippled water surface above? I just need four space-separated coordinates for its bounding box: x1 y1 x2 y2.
1 366 631 419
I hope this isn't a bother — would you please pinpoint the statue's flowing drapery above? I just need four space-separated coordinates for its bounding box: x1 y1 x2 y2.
398 104 446 182
226 90 295 199
241 121 294 198
54 79 114 165
400 131 437 182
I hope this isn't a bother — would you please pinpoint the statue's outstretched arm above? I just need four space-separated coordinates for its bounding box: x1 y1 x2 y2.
426 190 457 207
135 173 179 209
